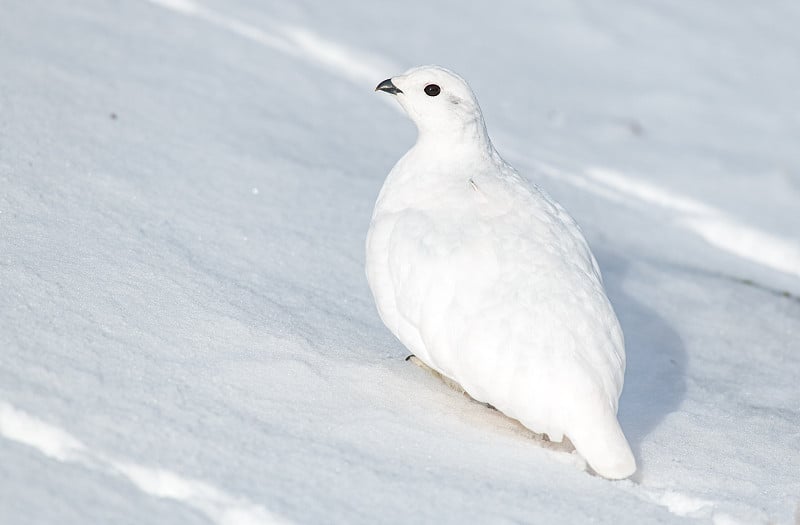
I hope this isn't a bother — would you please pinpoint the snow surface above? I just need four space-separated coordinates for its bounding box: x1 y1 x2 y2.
1 0 799 523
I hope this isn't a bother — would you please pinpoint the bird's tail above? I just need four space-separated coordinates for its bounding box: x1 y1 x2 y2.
568 405 636 480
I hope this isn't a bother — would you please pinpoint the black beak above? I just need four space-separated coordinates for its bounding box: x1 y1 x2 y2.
375 78 402 95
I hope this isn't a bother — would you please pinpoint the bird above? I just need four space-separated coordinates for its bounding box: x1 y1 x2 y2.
366 65 636 480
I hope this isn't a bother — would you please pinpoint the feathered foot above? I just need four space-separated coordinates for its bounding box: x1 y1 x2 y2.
405 354 495 410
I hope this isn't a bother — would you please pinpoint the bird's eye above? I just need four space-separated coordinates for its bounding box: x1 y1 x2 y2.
424 84 441 97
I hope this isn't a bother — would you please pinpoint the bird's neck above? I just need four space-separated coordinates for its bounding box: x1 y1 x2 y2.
379 122 506 213
413 117 497 167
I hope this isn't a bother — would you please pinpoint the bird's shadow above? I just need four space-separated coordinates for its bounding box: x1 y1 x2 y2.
594 249 687 468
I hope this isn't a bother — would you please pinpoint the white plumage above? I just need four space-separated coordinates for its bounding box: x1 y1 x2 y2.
366 66 636 479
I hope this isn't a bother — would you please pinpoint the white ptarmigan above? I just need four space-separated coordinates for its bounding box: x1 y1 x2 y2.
366 65 636 480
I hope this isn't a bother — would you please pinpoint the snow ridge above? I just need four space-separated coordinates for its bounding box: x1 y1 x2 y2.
584 167 800 278
0 402 288 525
528 158 800 279
145 0 400 87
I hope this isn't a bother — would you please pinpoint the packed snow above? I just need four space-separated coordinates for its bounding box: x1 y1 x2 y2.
1 1 799 524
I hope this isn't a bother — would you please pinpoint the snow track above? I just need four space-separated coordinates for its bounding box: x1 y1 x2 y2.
522 156 800 280
584 167 800 278
146 0 399 87
0 402 287 525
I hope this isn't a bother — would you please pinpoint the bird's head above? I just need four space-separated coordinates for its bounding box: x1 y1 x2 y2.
375 66 488 145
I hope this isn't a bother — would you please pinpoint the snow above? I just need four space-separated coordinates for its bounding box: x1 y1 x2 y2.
1 0 798 523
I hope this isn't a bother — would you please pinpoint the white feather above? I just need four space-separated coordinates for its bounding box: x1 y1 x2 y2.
367 66 636 479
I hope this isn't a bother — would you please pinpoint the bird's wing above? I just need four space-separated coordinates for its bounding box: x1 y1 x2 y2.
385 167 625 434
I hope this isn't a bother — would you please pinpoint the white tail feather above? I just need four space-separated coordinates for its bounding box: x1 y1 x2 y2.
568 406 636 480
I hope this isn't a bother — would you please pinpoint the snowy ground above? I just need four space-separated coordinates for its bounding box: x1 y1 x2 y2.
2 0 799 523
